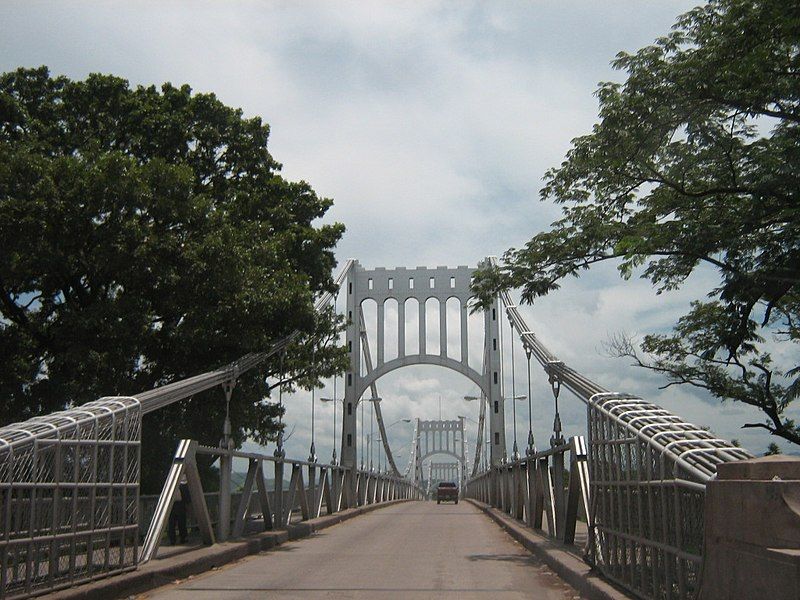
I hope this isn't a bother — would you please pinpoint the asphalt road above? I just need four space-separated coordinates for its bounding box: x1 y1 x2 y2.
141 501 581 599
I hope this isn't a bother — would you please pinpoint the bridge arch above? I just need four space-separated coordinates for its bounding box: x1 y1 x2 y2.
356 355 488 401
420 449 461 462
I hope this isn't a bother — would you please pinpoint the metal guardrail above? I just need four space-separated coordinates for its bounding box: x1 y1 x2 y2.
139 441 424 563
137 489 320 542
465 394 742 600
0 398 141 599
465 437 590 545
582 393 747 599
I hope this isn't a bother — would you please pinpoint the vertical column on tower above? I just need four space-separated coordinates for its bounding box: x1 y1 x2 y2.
485 292 505 466
342 261 360 470
398 299 406 358
460 302 469 366
377 299 384 366
439 298 447 357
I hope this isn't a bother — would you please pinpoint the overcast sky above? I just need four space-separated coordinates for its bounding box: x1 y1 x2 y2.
3 1 793 467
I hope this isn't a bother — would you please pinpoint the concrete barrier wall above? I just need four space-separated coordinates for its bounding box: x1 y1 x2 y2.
700 455 800 600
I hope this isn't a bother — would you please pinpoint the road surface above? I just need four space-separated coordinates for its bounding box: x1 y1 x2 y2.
142 501 581 599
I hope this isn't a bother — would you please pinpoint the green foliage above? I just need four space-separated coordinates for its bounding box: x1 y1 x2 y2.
0 67 347 489
473 0 800 447
765 442 781 455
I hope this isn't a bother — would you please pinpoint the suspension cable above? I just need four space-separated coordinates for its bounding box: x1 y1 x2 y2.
309 347 317 463
332 371 338 464
275 350 286 458
369 396 374 470
526 346 535 455
510 317 518 459
361 395 365 469
278 350 284 425
331 292 339 465
549 363 563 447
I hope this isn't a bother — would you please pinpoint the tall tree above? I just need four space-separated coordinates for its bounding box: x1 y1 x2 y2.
473 0 800 447
0 67 347 489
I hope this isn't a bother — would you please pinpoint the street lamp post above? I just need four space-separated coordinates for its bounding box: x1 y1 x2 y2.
463 395 487 469
320 387 343 465
309 378 317 464
464 393 525 463
366 434 373 471
383 418 411 473
362 397 381 471
459 413 476 463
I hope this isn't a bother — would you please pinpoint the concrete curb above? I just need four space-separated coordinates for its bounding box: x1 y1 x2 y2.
466 499 627 600
47 499 410 600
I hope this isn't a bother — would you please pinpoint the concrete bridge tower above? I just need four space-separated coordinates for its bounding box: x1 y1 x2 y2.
341 260 506 469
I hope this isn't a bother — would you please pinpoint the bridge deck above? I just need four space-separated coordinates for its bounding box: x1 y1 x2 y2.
142 500 580 599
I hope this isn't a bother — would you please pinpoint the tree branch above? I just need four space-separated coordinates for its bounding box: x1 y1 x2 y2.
0 278 49 346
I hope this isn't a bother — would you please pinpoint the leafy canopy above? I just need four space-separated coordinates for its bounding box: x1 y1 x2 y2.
0 67 346 488
473 0 800 446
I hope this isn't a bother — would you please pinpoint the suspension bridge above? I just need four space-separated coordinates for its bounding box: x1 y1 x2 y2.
0 259 797 600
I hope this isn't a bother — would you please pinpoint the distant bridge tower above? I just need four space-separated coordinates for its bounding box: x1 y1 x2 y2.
341 260 506 469
417 418 467 485
429 461 461 484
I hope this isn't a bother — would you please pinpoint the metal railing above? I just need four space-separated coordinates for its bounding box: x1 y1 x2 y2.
531 397 746 600
465 436 590 545
138 488 330 541
583 392 750 599
465 392 750 599
140 441 424 562
464 394 746 600
0 398 141 599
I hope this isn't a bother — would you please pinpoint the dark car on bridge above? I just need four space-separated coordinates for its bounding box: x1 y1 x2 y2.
436 482 459 504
